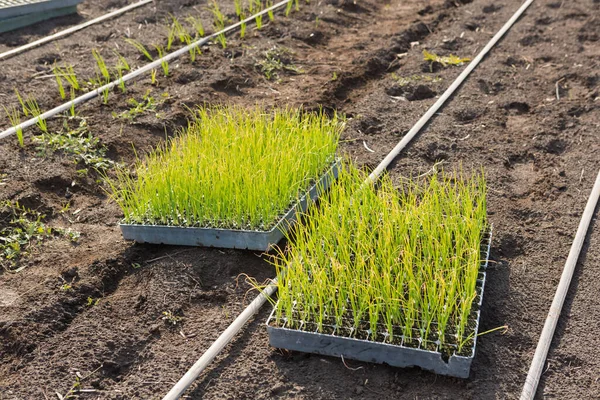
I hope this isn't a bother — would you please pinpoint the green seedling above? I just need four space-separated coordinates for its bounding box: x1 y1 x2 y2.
250 0 263 29
151 69 157 85
106 106 342 230
125 38 154 61
3 106 24 147
24 97 47 133
162 310 183 325
240 17 247 39
113 51 130 72
14 89 28 116
86 296 100 306
285 0 293 16
267 0 274 21
234 0 243 17
209 1 227 48
92 50 110 81
53 65 66 100
423 50 470 69
154 45 169 76
186 16 205 37
69 88 77 117
58 64 80 91
256 47 303 80
392 72 442 87
273 163 487 354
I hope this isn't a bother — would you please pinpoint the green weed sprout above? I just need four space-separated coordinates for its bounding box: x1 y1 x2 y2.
106 106 342 230
257 47 303 80
125 39 154 61
273 164 488 355
3 106 24 147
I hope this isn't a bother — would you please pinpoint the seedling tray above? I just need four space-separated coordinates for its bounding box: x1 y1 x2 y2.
266 227 493 378
0 0 83 33
119 159 341 251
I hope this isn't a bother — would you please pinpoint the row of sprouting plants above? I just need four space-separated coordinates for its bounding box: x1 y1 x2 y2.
3 0 309 148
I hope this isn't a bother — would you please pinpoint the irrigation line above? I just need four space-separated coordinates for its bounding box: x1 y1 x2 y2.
162 279 279 400
0 0 294 140
366 0 535 183
161 1 535 399
521 169 600 400
0 0 154 61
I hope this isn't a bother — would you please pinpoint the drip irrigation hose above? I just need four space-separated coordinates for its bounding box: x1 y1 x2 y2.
521 169 600 400
162 278 279 400
0 0 294 140
161 1 535 399
366 0 535 183
0 0 154 61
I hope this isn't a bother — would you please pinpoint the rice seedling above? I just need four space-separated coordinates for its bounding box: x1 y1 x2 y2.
240 16 247 39
249 0 263 29
154 45 169 76
69 88 77 117
285 0 293 16
107 106 342 230
151 69 157 85
92 50 110 81
267 0 274 21
61 64 80 91
166 23 177 51
186 16 205 37
125 38 154 61
3 106 24 147
53 64 66 100
209 1 227 48
14 89 28 116
272 163 488 356
234 0 243 17
24 97 47 133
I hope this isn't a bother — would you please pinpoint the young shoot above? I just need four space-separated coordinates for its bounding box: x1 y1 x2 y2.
107 106 342 230
125 39 154 61
24 97 47 133
186 16 205 37
92 49 110 81
3 106 24 147
154 45 169 76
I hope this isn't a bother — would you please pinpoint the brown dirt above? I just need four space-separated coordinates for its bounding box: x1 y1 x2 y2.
1 0 599 399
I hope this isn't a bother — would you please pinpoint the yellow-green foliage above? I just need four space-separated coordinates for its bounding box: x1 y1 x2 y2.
274 164 487 353
108 106 342 230
423 50 470 67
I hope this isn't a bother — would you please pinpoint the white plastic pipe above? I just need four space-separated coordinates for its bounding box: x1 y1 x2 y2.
160 2 535 398
366 0 536 183
162 279 279 400
521 169 600 400
0 0 154 61
0 0 293 140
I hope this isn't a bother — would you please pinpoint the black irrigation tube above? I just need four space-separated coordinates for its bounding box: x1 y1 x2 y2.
0 0 294 140
161 0 536 399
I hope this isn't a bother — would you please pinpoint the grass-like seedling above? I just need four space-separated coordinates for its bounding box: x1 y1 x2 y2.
154 45 169 76
209 1 227 48
14 89 28 116
107 106 342 230
3 106 24 147
24 96 47 133
186 16 205 37
92 50 111 81
249 0 263 29
272 164 488 355
53 64 67 100
113 90 165 122
125 39 154 61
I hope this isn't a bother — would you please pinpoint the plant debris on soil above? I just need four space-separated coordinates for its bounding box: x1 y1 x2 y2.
0 0 599 399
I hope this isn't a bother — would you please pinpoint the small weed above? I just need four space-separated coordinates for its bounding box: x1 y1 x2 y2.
162 310 183 325
86 296 99 306
0 202 56 272
331 71 338 81
256 47 303 80
113 90 165 122
33 117 114 172
132 262 142 269
60 282 73 292
423 50 470 69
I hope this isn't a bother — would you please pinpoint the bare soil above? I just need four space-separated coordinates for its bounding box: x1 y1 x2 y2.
0 0 599 399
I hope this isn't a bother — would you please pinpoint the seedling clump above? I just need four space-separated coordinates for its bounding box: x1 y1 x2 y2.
256 47 303 80
423 50 470 69
108 106 341 230
272 164 488 356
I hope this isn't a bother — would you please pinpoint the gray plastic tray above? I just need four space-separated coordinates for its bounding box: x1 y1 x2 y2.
266 227 493 378
119 160 341 251
0 0 82 19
